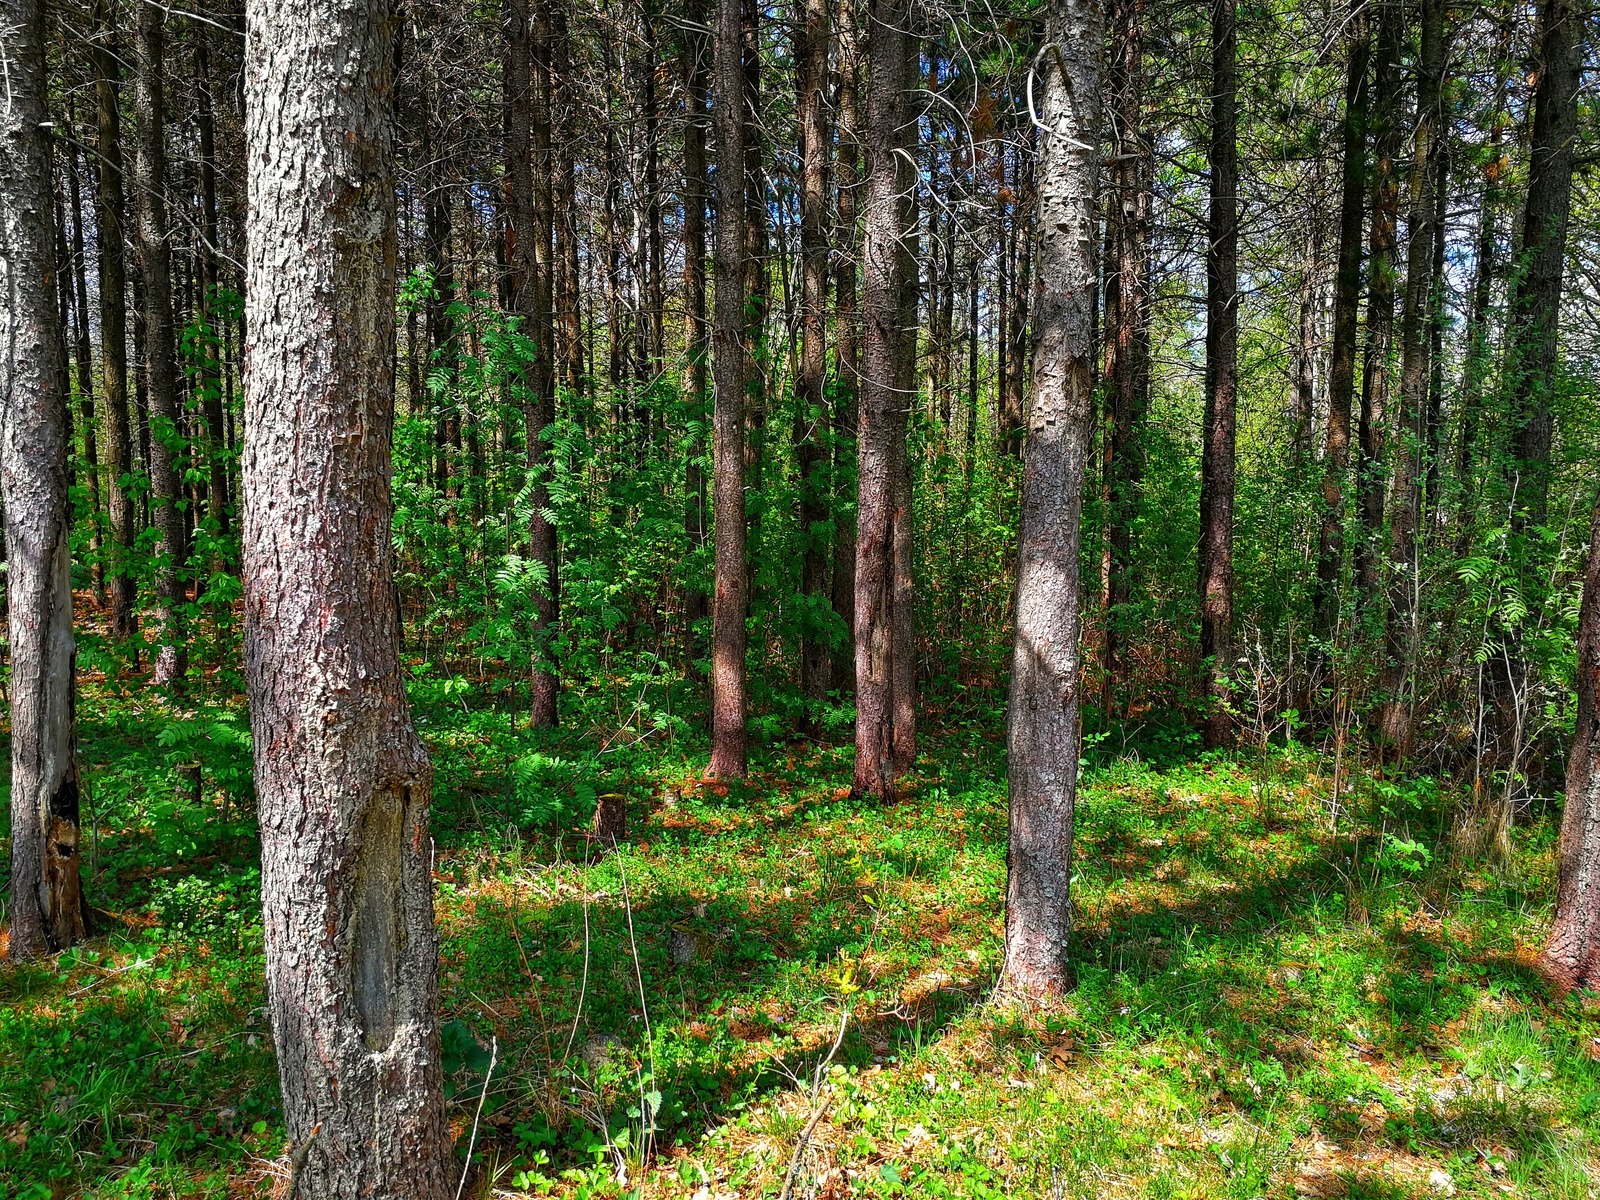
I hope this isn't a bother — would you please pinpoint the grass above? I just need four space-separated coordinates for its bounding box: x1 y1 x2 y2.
1 670 1598 1199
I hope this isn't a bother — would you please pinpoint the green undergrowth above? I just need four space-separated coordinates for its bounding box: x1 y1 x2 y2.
1 675 1597 1199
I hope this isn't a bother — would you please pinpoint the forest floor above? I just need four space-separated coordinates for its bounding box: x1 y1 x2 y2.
2 661 1598 1199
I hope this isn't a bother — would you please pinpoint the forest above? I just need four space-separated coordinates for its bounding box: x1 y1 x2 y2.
0 0 1597 1191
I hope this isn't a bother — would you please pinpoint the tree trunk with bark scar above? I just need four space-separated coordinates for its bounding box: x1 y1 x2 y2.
2 0 86 961
1545 497 1600 988
708 0 749 779
998 0 1100 1002
852 0 915 801
1198 0 1237 750
795 0 831 733
134 0 188 688
242 0 451 1191
91 0 138 646
1312 6 1369 652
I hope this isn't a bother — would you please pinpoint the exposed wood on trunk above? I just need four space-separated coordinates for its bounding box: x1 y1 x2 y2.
2 0 85 960
242 0 450 1186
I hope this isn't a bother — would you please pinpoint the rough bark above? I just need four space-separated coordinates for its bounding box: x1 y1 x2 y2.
999 0 1100 1002
134 0 188 687
2 0 86 960
242 0 451 1190
708 0 749 778
1505 0 1581 532
1312 7 1369 648
1198 0 1237 750
852 0 915 801
1378 0 1446 753
795 0 832 732
1544 498 1600 989
91 0 138 644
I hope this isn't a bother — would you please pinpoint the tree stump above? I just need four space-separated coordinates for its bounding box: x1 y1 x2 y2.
592 793 626 846
177 763 202 805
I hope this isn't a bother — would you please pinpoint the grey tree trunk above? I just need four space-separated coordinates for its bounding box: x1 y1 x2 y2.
852 0 915 801
1198 0 1238 750
999 0 1101 1001
242 0 451 1191
91 0 138 646
1 0 86 961
134 0 188 687
708 0 749 778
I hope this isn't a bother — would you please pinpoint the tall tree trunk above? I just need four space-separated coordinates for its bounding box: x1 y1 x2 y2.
1505 0 1581 532
135 0 188 687
194 17 231 543
1312 6 1369 650
1455 14 1511 525
998 0 1100 1002
528 0 560 726
2 0 85 961
708 0 749 778
852 0 915 801
682 0 711 670
91 0 138 645
831 0 862 694
1101 0 1150 718
796 0 831 733
1378 0 1446 753
243 0 450 1189
1198 0 1237 750
1354 0 1401 602
741 0 769 611
552 0 582 392
66 108 106 604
